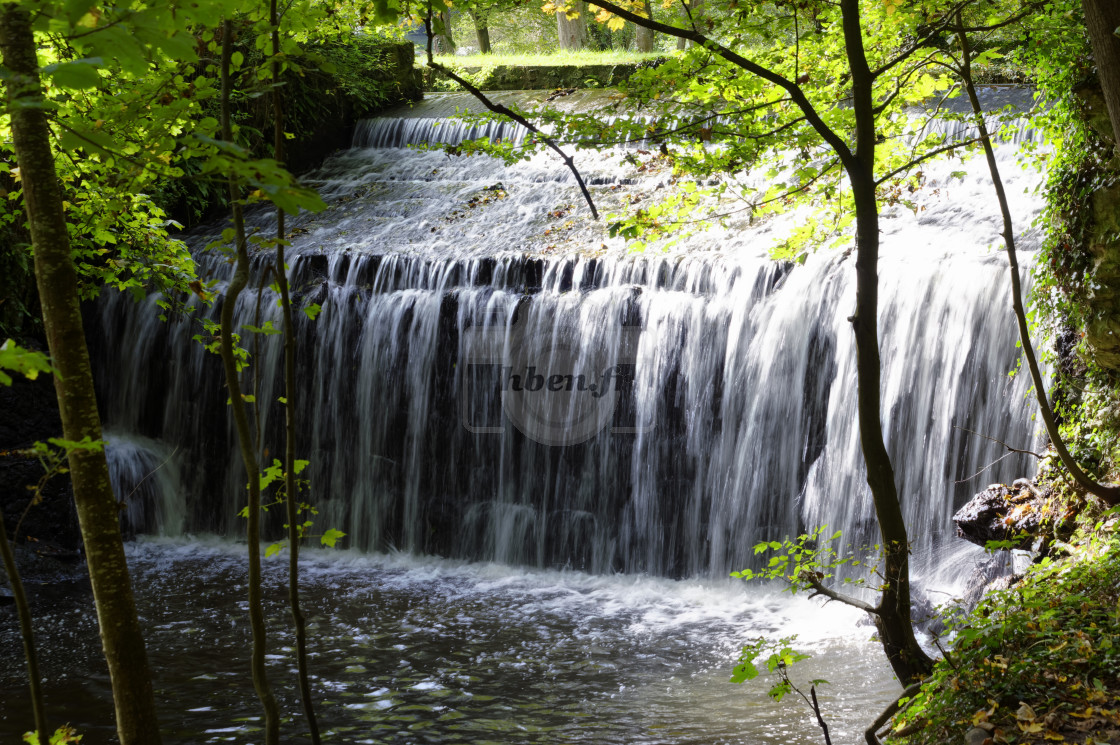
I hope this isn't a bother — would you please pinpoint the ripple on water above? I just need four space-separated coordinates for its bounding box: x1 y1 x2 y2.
1 538 901 744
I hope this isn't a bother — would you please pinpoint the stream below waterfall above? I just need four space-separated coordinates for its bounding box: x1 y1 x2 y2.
3 89 1046 743
1 540 899 744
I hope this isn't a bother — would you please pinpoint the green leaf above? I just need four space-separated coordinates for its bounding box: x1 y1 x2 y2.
303 303 322 321
265 542 283 558
0 339 54 385
730 660 759 683
63 0 98 24
47 436 103 452
320 528 346 548
43 58 103 90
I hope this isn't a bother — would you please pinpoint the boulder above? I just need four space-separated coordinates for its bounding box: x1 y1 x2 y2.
953 482 1045 550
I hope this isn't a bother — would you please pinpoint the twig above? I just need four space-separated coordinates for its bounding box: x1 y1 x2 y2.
119 446 180 505
953 451 1016 484
953 425 1043 459
933 637 958 670
810 685 833 745
423 11 598 220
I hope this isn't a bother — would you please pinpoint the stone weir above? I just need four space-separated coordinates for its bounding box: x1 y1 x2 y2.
87 94 1049 584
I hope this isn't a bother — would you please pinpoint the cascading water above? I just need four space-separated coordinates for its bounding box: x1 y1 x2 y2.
1 89 1052 745
93 91 1045 583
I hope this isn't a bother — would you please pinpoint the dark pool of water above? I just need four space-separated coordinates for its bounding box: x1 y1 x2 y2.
1 539 900 744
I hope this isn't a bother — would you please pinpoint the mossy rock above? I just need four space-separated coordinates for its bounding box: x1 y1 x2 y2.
1082 180 1120 369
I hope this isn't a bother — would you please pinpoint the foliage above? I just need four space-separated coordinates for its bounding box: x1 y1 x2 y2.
1011 0 1120 490
23 725 82 745
731 635 825 701
894 518 1120 745
428 0 1030 257
731 527 880 595
244 457 348 555
0 339 53 386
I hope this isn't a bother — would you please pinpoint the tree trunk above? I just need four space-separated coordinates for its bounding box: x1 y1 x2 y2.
840 0 932 684
219 20 281 745
676 0 702 50
0 512 47 737
635 0 655 52
269 4 322 742
557 2 589 50
470 11 492 53
1084 0 1120 146
0 7 163 744
957 18 1120 507
436 8 456 54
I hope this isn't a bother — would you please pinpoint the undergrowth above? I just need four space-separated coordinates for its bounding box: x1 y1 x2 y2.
895 514 1120 745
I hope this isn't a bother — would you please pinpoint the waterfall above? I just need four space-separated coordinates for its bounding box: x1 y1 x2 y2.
92 91 1046 581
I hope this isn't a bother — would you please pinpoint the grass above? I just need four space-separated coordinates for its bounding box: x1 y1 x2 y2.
426 50 666 68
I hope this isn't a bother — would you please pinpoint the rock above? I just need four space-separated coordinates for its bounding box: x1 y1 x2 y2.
910 587 947 636
965 726 992 745
958 553 1016 616
953 482 1044 550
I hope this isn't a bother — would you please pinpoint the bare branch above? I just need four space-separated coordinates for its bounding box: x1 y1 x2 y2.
953 451 1018 484
804 574 878 614
424 11 598 220
952 425 1043 459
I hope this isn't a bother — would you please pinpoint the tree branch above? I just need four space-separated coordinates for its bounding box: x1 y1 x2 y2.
864 679 924 745
953 425 1043 459
873 137 980 186
582 0 856 170
804 573 878 614
955 17 1120 505
424 11 598 220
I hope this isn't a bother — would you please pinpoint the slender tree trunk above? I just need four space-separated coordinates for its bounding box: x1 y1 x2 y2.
557 2 589 50
219 20 281 745
1083 0 1120 146
579 0 932 683
470 11 492 53
0 7 163 743
840 0 932 684
0 515 47 738
270 4 322 742
957 19 1120 506
635 0 655 52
